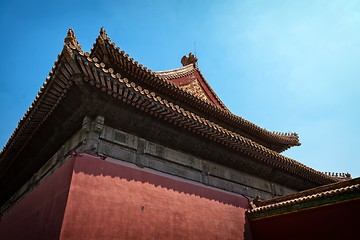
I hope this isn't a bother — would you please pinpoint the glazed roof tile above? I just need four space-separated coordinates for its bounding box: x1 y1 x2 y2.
90 29 301 152
155 64 196 79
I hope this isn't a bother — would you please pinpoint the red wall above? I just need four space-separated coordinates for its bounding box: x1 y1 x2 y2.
0 158 75 240
60 154 250 240
0 154 251 239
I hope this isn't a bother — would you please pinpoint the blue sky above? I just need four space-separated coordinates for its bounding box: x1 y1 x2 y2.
1 0 359 178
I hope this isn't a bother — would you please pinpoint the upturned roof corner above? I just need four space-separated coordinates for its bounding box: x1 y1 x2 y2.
64 28 83 52
95 27 111 45
100 27 110 41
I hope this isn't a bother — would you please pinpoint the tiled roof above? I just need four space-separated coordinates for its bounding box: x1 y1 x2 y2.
247 177 360 220
90 28 301 153
155 64 196 80
156 63 227 109
0 28 338 189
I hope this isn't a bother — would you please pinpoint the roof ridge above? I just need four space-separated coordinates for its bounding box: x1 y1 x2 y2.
92 27 160 80
193 65 229 111
155 63 194 74
89 32 230 110
64 28 82 52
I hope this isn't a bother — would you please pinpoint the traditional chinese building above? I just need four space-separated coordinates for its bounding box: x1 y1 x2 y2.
0 28 358 239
